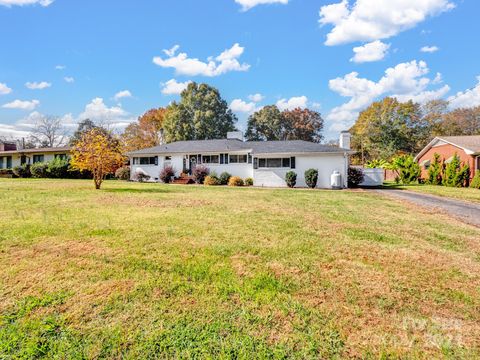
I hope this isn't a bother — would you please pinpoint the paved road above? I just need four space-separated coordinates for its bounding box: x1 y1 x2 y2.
374 189 480 227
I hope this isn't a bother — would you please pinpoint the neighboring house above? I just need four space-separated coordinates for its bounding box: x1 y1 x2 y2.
0 143 71 170
415 135 480 179
128 131 354 188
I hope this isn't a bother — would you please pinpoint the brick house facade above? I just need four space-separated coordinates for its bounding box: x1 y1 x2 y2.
415 136 480 180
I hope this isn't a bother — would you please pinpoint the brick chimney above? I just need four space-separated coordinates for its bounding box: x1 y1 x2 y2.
339 131 351 150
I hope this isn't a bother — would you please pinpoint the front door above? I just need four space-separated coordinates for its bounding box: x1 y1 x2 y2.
189 155 197 175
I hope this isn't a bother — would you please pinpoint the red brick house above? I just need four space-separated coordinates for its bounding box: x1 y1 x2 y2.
415 136 480 180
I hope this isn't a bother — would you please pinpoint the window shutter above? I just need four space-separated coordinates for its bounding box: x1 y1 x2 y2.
253 158 258 169
220 154 224 164
248 154 252 164
225 154 229 164
290 157 296 169
155 156 159 166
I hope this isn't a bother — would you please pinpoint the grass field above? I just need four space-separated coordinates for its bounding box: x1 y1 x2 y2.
384 183 480 204
1 179 480 359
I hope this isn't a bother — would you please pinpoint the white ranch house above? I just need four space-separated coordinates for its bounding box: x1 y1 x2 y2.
0 144 70 170
128 131 354 188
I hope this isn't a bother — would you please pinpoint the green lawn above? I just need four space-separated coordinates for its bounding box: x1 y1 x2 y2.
384 183 480 204
1 179 480 359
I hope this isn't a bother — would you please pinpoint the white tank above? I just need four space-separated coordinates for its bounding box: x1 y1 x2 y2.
331 171 342 189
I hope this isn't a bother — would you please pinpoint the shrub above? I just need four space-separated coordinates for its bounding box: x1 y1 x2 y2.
443 154 470 187
470 172 480 189
304 168 318 189
47 158 69 178
425 153 442 185
348 167 364 188
30 162 49 178
390 155 421 185
285 171 297 188
192 165 210 184
365 159 388 169
115 166 130 181
159 166 175 183
204 175 220 186
244 177 254 186
13 164 31 178
228 176 244 187
219 172 231 185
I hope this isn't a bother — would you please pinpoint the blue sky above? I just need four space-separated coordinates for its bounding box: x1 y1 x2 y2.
1 0 479 141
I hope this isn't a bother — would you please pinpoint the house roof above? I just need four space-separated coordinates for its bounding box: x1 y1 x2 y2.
128 139 353 156
415 135 480 160
0 146 71 156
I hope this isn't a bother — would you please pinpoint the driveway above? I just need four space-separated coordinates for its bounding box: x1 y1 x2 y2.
373 189 480 227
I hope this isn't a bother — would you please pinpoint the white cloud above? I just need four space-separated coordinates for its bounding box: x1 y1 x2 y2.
2 99 40 111
327 60 450 130
64 77 74 83
0 0 53 7
230 99 258 113
248 93 264 102
448 76 480 109
235 0 288 11
351 40 390 63
79 98 127 123
25 81 51 90
153 43 250 77
113 90 132 101
319 0 455 46
0 83 12 95
163 45 180 57
276 96 308 111
161 79 192 95
420 45 439 53
55 65 66 70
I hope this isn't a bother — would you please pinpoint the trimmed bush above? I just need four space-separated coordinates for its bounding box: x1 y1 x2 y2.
115 166 130 181
425 153 442 185
159 166 175 183
47 158 69 178
443 154 470 187
244 177 254 186
192 165 210 184
348 167 364 188
304 169 318 189
13 164 31 178
470 172 480 189
285 171 297 188
219 172 231 185
204 174 220 186
30 162 49 178
390 155 421 185
228 176 244 187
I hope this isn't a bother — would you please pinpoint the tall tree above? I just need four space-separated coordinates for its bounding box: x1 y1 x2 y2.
69 119 98 146
122 108 167 151
245 106 325 142
282 108 324 142
350 97 422 162
245 105 285 141
439 107 480 136
29 115 66 148
70 128 125 190
163 83 237 143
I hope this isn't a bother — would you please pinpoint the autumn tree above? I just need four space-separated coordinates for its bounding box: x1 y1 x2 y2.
163 82 237 142
122 108 167 151
282 108 324 142
70 128 125 189
438 107 480 136
29 115 66 147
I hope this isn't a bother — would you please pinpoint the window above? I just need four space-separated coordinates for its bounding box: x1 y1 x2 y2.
202 155 219 164
133 157 158 165
256 157 295 169
7 156 12 168
33 155 44 163
477 156 480 170
55 154 67 160
0 157 3 169
229 154 247 163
